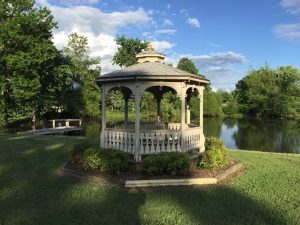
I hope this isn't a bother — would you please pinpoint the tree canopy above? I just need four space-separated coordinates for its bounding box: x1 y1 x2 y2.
234 66 300 117
112 35 147 67
0 0 73 126
177 58 199 75
62 33 101 117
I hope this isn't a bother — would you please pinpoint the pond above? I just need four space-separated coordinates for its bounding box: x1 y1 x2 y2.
204 117 300 154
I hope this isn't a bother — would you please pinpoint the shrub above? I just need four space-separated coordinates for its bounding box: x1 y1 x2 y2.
69 140 92 165
98 149 128 174
73 147 128 174
82 148 102 170
143 152 191 176
200 137 228 169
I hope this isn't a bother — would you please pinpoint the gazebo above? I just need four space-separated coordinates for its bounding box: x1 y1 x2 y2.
96 44 209 162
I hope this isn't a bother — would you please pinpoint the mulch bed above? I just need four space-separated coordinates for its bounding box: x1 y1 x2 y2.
63 158 239 186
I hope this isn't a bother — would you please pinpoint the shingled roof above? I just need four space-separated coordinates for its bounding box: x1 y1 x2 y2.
97 62 209 84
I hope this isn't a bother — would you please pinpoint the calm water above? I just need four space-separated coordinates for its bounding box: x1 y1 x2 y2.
204 117 300 154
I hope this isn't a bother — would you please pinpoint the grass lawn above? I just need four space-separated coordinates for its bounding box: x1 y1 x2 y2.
0 134 299 225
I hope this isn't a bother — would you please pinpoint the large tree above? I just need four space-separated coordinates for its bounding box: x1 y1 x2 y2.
112 35 147 67
234 65 300 117
63 33 101 117
0 0 72 127
177 58 199 75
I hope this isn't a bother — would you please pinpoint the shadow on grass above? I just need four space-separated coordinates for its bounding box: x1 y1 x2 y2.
138 186 288 225
0 134 290 225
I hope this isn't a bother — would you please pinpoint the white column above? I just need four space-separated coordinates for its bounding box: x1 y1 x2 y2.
180 84 186 151
199 87 205 152
134 93 141 162
186 105 191 125
124 97 129 128
199 92 203 129
100 86 106 148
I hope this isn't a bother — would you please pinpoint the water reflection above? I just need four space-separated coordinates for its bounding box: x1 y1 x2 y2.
204 117 300 154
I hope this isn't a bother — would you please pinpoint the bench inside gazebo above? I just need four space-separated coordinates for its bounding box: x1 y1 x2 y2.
97 43 209 162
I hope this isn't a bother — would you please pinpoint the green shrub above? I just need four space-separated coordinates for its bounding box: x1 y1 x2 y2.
143 152 191 176
200 137 228 169
98 149 128 174
69 140 92 165
82 148 102 170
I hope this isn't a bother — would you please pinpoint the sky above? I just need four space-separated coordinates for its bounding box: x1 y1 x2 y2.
36 0 300 90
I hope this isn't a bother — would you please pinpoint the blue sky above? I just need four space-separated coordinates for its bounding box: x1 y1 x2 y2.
37 0 300 90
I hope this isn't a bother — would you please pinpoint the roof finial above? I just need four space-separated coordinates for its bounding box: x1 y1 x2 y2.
146 42 154 51
136 41 165 63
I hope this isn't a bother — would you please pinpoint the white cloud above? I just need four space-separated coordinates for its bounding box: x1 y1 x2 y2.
50 5 151 34
185 51 246 68
280 0 300 15
187 17 200 28
167 4 171 10
166 51 247 90
36 0 154 74
151 41 175 52
208 43 220 48
163 19 173 26
155 29 176 34
273 23 300 41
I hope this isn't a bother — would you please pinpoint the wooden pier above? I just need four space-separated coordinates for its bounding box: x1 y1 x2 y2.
18 119 82 135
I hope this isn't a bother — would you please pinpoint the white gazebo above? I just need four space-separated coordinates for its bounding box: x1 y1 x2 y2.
96 44 209 162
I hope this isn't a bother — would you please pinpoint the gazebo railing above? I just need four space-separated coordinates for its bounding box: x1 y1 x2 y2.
102 126 202 155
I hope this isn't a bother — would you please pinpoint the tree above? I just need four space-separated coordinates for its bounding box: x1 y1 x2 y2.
63 33 101 117
0 0 73 127
234 65 300 117
177 58 199 75
112 35 147 67
203 88 223 117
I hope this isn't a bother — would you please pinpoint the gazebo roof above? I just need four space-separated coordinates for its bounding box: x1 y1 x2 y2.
97 62 210 84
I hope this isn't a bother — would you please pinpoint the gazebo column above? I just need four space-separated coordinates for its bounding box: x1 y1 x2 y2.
186 104 191 125
180 92 186 151
100 86 106 148
124 96 129 128
134 93 141 162
199 87 205 152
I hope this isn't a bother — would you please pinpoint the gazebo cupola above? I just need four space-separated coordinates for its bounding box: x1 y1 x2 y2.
97 43 210 162
136 42 165 63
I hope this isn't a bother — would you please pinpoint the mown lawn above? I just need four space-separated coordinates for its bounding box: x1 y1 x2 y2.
0 134 299 225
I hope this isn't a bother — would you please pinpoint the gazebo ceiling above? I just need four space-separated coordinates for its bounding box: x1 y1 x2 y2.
96 62 210 84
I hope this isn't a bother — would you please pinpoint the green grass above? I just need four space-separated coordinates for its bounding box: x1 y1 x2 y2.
0 134 299 225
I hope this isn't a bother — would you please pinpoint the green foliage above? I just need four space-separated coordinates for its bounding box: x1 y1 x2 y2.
141 92 156 116
200 137 228 169
143 152 191 176
69 140 92 165
219 91 239 115
234 65 300 117
177 58 199 75
98 149 128 174
82 147 102 170
0 0 73 124
62 33 101 118
112 35 147 67
107 90 125 111
70 142 127 174
161 92 180 122
203 88 223 117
